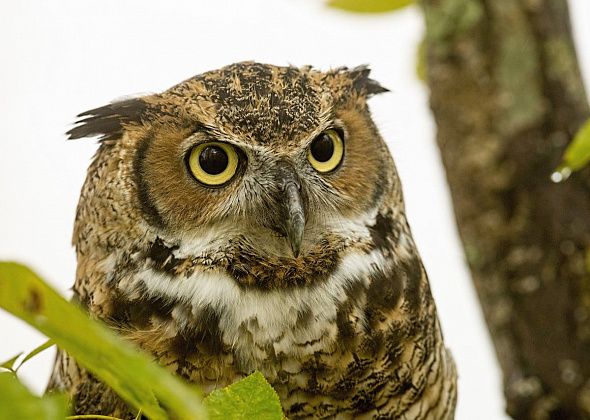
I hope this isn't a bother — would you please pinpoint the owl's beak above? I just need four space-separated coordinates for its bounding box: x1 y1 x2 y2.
276 161 305 258
284 182 305 257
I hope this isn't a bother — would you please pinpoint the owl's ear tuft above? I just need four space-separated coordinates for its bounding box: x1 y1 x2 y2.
67 96 148 142
349 65 389 98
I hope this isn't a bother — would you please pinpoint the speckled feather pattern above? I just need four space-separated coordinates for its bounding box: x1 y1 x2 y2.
48 62 457 419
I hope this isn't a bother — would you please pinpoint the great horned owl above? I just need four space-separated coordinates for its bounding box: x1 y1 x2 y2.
47 62 457 419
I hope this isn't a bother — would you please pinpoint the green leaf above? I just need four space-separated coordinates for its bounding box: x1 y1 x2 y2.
0 372 68 419
0 262 206 420
561 118 590 171
15 339 55 372
327 0 414 13
204 371 283 420
1 352 23 371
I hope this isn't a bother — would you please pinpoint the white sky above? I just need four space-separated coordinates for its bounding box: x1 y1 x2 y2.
0 1 588 419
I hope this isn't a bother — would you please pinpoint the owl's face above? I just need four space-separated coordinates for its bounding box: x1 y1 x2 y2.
71 62 397 288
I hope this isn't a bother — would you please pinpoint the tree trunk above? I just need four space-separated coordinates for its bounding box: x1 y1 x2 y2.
420 0 590 418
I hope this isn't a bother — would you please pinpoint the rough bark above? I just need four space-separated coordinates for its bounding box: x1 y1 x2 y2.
420 0 590 418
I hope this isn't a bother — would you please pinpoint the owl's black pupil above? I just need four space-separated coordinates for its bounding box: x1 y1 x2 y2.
310 134 334 162
199 146 228 175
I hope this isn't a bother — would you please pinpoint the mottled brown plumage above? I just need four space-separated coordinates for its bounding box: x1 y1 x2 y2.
47 62 457 418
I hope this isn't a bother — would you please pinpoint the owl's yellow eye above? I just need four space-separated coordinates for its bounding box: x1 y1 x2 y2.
188 142 239 186
307 129 344 173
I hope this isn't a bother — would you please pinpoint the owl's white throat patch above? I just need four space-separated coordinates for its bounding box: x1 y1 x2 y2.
132 248 387 364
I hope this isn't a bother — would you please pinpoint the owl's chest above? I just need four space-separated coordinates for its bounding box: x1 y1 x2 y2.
150 278 373 405
92 244 450 418
115 249 386 391
148 265 364 359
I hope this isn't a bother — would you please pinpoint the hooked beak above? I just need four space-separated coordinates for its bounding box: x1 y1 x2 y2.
284 182 305 257
276 162 305 257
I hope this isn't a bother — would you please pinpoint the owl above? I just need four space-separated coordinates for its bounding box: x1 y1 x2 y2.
47 62 457 419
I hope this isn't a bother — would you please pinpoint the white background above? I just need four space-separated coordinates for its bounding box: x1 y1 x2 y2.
1 1 589 419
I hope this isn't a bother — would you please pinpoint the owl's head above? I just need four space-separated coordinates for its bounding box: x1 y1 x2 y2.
70 62 400 289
